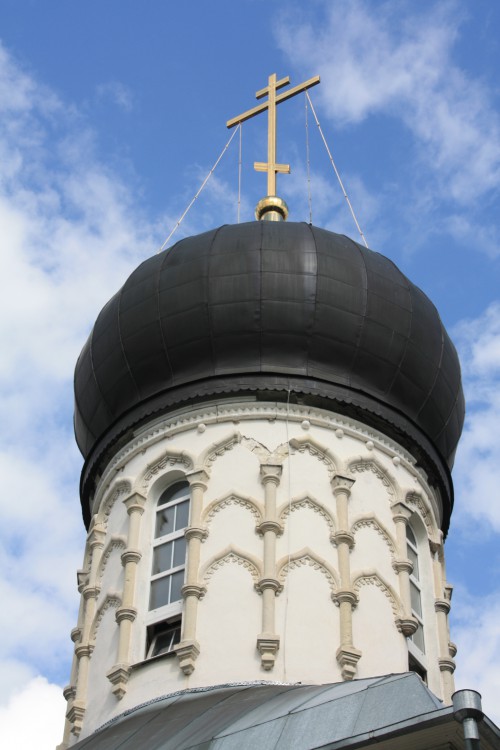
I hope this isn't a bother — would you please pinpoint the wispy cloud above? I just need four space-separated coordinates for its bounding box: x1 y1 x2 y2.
95 80 134 112
0 41 158 744
276 0 500 254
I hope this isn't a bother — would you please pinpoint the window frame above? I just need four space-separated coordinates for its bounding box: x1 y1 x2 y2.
406 522 427 677
147 480 190 626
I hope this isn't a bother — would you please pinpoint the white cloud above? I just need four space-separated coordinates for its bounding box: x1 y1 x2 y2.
0 677 66 750
452 302 500 530
276 0 500 254
453 588 500 725
96 80 134 112
0 40 159 728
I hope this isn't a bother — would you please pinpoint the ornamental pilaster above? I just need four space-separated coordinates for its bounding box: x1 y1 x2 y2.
107 492 146 698
175 469 210 674
331 474 360 679
256 463 282 669
391 502 415 626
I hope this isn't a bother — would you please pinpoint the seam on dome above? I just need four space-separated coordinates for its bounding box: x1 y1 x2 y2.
304 223 319 376
344 234 369 384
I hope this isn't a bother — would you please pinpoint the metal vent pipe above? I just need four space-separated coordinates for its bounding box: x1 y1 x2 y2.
452 689 484 750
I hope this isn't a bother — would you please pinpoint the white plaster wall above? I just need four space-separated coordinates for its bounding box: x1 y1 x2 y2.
277 504 335 566
353 582 407 678
202 503 262 563
195 561 262 685
274 563 342 684
350 526 396 587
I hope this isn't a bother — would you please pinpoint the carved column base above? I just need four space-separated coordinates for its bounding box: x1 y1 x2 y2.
257 635 280 670
67 701 86 737
336 646 361 680
176 640 200 675
106 664 131 699
395 616 418 636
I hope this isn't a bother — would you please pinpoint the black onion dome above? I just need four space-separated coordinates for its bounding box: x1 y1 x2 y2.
75 222 464 529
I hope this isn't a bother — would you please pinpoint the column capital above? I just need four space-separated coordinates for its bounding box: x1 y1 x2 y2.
260 464 282 486
391 501 412 522
438 656 456 674
70 627 82 644
63 684 76 701
331 474 355 495
121 549 142 565
181 583 206 600
332 589 358 607
435 598 451 615
88 522 106 547
123 492 146 515
392 558 414 575
331 530 355 549
115 606 137 624
185 525 208 542
75 644 93 659
256 520 283 536
82 585 100 601
255 577 283 594
186 469 210 490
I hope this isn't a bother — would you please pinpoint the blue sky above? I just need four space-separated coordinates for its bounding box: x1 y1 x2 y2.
0 1 499 746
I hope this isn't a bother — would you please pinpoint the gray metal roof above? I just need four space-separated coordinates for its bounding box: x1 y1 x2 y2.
74 223 464 528
70 674 500 750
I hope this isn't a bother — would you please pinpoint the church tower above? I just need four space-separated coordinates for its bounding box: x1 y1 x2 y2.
59 75 497 749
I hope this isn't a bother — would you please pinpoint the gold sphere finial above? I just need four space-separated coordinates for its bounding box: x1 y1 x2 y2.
255 196 289 222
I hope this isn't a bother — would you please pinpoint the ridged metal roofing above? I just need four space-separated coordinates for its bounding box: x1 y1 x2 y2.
74 223 464 525
69 674 500 750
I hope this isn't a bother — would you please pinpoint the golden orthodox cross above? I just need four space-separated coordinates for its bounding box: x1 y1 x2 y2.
227 73 320 197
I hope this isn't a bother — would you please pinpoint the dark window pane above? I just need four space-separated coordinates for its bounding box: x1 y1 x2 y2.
410 581 422 617
411 621 425 652
175 500 190 530
170 570 184 603
156 508 174 538
149 576 171 610
152 542 173 574
158 481 190 506
408 545 419 578
151 622 182 656
406 525 417 546
173 537 186 568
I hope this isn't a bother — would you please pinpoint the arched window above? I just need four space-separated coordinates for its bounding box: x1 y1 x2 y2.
406 524 426 680
147 481 190 658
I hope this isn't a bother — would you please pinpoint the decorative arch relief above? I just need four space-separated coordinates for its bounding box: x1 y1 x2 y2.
348 459 397 500
277 550 339 594
352 573 402 618
90 593 121 643
140 450 194 492
97 536 127 583
97 480 133 524
405 491 436 536
351 517 396 558
202 547 262 586
280 495 336 534
198 432 242 470
288 436 337 478
203 492 264 527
